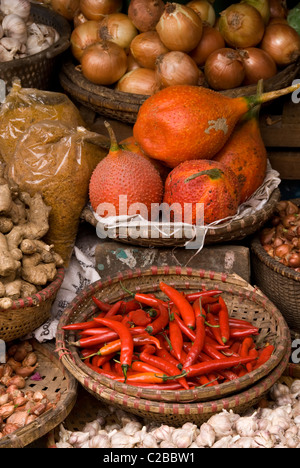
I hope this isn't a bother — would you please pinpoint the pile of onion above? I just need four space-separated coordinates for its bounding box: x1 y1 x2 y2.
204 48 245 90
155 50 204 88
261 22 300 66
260 200 300 272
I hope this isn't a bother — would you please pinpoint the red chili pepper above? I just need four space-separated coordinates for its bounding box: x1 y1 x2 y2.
140 351 189 390
183 356 255 378
230 328 260 339
71 330 120 348
240 337 254 358
218 297 230 344
218 369 239 381
156 347 183 370
133 293 167 309
102 361 112 372
105 300 123 317
206 312 224 346
253 344 275 369
246 347 258 372
205 303 222 315
203 342 224 360
159 282 195 329
128 309 152 327
91 353 115 368
183 315 206 368
173 310 196 342
145 303 169 335
121 299 141 313
94 317 134 381
183 290 223 303
131 361 166 374
204 335 231 350
92 296 111 313
169 320 183 361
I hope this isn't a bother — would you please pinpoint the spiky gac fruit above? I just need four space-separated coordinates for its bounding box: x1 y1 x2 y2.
89 122 163 220
163 159 241 225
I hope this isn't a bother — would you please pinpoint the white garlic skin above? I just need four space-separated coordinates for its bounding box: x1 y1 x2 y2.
2 14 27 44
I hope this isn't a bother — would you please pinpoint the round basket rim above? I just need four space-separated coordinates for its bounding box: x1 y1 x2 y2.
251 198 300 283
0 3 71 74
59 338 290 421
60 57 300 107
81 188 280 246
2 267 65 312
56 267 290 403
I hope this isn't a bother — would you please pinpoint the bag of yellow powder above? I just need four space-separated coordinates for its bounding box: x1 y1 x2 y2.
6 120 109 266
0 80 86 165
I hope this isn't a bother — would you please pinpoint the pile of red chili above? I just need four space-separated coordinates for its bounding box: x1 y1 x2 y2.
62 282 275 391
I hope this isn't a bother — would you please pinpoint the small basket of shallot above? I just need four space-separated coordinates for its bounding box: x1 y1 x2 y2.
251 198 300 333
56 267 290 423
0 339 77 448
0 0 71 90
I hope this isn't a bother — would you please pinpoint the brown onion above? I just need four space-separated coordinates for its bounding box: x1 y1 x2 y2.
261 23 300 66
126 51 141 72
128 0 165 32
130 31 169 69
81 41 128 85
189 23 225 66
239 47 277 85
269 0 287 18
116 68 157 95
99 13 138 50
268 17 288 25
71 21 102 62
51 0 80 20
80 0 122 21
186 0 216 26
204 48 245 90
218 3 265 48
289 253 300 268
241 0 270 25
156 2 203 53
155 50 203 88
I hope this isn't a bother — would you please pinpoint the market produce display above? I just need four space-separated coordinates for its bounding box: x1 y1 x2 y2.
56 0 300 93
260 200 300 271
0 0 60 62
64 283 274 389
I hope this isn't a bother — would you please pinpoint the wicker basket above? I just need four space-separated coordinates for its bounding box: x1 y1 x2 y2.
60 58 300 124
0 339 77 448
0 3 71 90
0 268 65 342
56 267 290 407
81 188 280 248
51 342 290 428
251 200 300 332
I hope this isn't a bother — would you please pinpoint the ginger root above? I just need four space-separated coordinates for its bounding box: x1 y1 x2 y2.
0 168 64 310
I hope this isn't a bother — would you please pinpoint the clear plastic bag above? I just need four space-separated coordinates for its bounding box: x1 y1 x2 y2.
6 120 109 266
0 80 86 165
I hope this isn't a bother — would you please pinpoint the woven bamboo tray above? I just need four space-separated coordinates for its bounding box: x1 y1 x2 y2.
251 198 300 332
49 343 290 429
0 339 77 448
56 267 290 406
60 58 300 124
81 188 280 248
0 268 65 342
0 3 71 90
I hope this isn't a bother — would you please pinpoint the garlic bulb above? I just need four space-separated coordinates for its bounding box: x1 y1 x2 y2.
88 434 111 448
196 423 216 447
207 412 233 439
0 0 31 21
151 425 174 442
171 428 194 448
2 14 27 44
235 415 258 438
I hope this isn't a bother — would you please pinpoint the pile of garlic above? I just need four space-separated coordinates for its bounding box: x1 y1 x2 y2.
55 378 300 449
0 0 60 62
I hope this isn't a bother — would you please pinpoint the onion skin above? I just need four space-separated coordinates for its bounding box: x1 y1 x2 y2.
80 0 122 21
128 0 165 32
116 68 157 95
204 48 245 90
71 21 102 62
81 41 128 85
269 0 287 18
239 47 277 85
218 3 265 48
155 50 203 88
261 23 300 66
99 13 138 50
186 0 216 27
130 31 169 69
189 24 225 66
156 2 203 53
51 0 80 20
